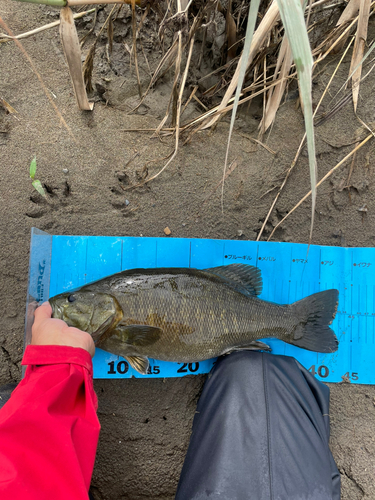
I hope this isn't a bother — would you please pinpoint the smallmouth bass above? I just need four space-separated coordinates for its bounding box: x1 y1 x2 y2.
49 264 339 374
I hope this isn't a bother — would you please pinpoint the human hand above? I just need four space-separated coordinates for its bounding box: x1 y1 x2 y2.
32 302 95 358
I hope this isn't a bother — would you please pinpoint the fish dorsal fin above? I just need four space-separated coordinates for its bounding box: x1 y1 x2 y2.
125 355 149 375
204 264 263 296
115 324 162 347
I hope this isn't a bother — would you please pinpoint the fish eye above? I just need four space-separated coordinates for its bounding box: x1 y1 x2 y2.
68 294 76 303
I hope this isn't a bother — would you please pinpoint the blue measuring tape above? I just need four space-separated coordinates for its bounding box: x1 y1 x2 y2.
26 229 375 384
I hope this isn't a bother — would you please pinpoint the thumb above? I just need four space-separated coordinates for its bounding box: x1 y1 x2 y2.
34 301 53 323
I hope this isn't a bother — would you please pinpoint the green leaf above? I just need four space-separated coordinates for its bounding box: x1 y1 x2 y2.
32 179 47 198
276 0 316 243
30 157 37 180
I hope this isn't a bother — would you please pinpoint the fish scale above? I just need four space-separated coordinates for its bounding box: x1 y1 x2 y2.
49 265 339 374
108 283 293 361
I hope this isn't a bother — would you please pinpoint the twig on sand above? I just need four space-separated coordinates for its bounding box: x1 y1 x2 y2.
201 160 238 207
267 130 375 241
257 37 354 241
129 33 195 189
0 9 95 42
0 15 76 141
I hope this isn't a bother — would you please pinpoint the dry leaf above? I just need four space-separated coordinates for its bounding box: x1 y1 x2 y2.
82 42 96 93
337 0 361 25
0 97 17 114
179 0 190 10
60 6 94 111
203 0 280 130
226 3 237 62
260 35 292 132
349 0 371 111
131 0 142 98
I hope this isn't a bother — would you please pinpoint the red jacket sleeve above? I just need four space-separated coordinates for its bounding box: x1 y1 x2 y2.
0 345 100 500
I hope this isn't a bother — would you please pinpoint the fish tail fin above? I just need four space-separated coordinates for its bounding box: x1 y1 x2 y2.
289 290 339 353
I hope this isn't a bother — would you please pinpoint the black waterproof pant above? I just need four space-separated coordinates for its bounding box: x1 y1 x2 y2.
176 351 341 500
0 383 16 410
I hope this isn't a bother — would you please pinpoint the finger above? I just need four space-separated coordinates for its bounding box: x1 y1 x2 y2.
88 343 95 358
34 301 53 322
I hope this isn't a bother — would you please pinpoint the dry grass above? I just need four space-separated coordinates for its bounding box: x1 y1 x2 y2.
4 0 375 133
3 0 375 240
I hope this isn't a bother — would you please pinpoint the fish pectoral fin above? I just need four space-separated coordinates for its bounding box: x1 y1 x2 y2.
204 264 263 297
125 355 149 375
224 340 272 354
115 324 162 347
